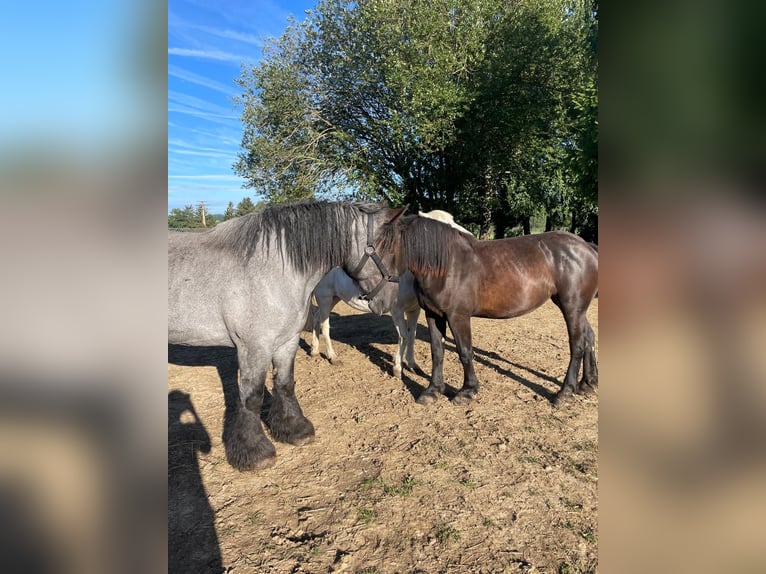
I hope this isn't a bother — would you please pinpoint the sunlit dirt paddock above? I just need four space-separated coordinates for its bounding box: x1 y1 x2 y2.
169 300 598 573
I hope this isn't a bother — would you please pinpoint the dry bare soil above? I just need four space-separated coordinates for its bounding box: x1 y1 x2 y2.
169 300 598 574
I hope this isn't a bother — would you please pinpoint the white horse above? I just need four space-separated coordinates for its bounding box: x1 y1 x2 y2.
309 210 473 378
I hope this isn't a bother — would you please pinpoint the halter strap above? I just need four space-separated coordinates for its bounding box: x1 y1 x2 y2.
350 211 399 301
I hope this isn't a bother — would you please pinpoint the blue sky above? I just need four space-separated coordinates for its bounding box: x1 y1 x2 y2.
1 1 152 156
168 0 316 214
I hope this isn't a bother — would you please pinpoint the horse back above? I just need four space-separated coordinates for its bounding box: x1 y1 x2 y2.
468 232 596 318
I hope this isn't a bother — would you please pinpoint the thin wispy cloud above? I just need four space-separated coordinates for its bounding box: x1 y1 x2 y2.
168 105 238 126
191 24 263 46
169 65 237 96
169 174 243 181
168 47 251 63
168 0 311 212
169 90 238 118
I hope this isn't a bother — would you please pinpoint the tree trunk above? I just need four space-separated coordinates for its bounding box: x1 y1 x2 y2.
545 213 553 232
522 216 531 235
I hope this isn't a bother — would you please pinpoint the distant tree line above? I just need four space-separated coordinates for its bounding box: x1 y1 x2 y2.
168 197 265 228
233 0 598 241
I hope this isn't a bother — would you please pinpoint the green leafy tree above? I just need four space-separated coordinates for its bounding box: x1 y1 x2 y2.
235 0 597 235
235 196 258 216
168 204 197 228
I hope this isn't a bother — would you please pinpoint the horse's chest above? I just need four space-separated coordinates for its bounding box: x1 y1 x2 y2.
418 274 476 315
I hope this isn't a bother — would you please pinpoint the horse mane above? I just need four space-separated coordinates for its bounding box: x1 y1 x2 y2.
207 200 385 273
377 215 471 277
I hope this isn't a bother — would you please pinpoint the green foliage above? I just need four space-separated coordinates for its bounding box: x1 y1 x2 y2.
382 475 418 497
432 522 461 543
168 204 216 228
223 201 236 220
235 0 598 234
168 204 197 228
235 196 267 216
356 507 375 524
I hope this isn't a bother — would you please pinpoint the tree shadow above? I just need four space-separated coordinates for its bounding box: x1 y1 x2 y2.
441 339 559 400
168 344 273 425
309 314 431 400
312 314 558 401
168 390 223 574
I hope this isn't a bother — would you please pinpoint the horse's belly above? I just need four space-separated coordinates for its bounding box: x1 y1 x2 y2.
475 289 550 319
168 305 233 346
168 276 233 346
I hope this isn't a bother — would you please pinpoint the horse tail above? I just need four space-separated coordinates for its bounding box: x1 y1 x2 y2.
587 242 599 298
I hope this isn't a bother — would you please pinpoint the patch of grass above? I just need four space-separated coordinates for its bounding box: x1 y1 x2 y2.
575 441 597 452
210 456 227 468
460 478 478 489
353 415 365 423
383 475 418 497
564 457 597 479
246 511 263 525
558 557 597 574
517 454 543 465
361 477 383 489
482 518 495 527
561 498 583 511
580 528 598 544
310 545 323 557
432 523 461 544
219 523 239 536
357 507 375 524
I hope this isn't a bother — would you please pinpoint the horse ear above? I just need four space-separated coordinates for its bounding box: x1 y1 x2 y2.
387 204 409 223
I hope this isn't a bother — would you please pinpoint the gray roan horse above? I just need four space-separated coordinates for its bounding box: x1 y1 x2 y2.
168 201 406 470
368 215 598 407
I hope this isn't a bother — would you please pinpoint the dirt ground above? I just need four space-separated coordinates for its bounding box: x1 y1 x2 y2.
169 299 598 574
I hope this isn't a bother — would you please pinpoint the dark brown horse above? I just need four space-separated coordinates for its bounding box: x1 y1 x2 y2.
372 215 598 406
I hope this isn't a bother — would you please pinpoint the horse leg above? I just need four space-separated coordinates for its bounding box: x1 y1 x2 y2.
310 304 321 357
552 301 587 406
322 297 342 364
266 335 315 445
391 305 407 378
578 321 598 394
404 307 421 374
448 314 480 405
223 344 276 471
418 310 448 405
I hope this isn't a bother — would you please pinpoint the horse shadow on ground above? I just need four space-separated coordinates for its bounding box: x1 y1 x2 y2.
168 388 223 574
168 344 275 423
314 313 560 402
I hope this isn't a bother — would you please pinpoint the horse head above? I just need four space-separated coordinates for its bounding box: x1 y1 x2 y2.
344 204 408 303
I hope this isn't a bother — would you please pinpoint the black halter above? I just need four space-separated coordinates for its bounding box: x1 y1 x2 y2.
350 211 399 301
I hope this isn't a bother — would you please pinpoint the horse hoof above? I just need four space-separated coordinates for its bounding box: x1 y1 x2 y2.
274 418 316 446
225 436 277 471
328 357 342 366
577 382 597 396
551 391 573 407
287 432 315 447
451 393 474 406
417 392 438 406
393 366 402 379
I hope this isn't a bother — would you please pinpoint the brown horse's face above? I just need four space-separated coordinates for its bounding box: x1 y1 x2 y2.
345 206 407 304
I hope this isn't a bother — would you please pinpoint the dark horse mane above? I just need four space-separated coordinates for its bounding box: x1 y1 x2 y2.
206 200 386 273
377 214 473 277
